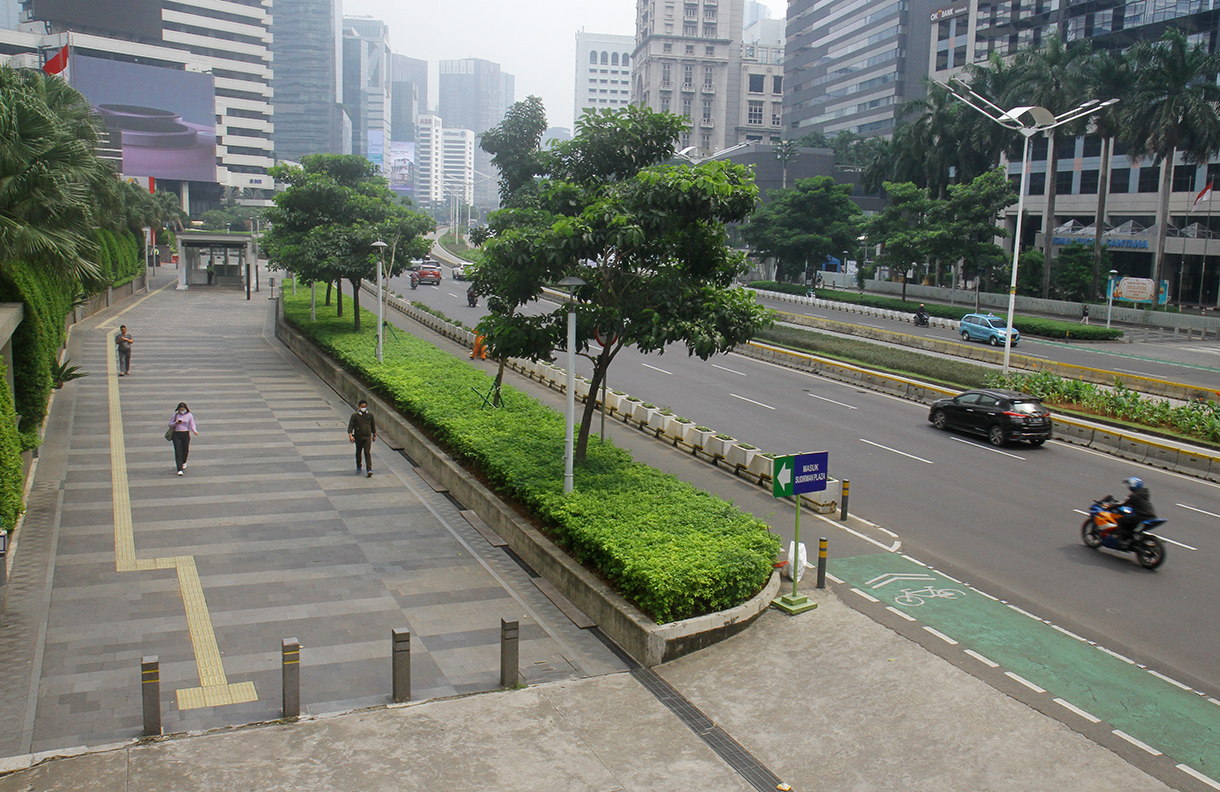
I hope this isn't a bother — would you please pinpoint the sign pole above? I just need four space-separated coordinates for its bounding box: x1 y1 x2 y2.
771 451 826 615
791 493 800 600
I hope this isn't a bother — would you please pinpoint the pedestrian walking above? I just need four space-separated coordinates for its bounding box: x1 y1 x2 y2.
168 402 198 475
347 399 376 477
471 334 487 360
1081 304 1090 324
115 325 133 376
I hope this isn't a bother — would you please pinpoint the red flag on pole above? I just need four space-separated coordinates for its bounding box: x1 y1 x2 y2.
1191 180 1213 213
148 176 156 193
42 45 69 75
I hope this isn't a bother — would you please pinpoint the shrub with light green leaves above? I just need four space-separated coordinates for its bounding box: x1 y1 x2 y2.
283 290 780 623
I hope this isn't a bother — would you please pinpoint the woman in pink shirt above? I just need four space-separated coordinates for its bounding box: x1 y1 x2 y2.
169 402 198 475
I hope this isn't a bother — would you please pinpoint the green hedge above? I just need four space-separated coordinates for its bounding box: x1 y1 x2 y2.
757 325 990 389
748 281 1123 341
282 290 780 623
0 355 25 529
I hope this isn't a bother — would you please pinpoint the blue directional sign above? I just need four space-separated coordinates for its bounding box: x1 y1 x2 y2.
772 451 829 498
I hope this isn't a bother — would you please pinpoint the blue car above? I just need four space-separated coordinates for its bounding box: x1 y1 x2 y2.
959 313 1019 347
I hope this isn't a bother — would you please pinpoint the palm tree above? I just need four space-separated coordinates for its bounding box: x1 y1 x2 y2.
774 140 798 189
1124 28 1220 308
1005 32 1093 299
0 66 110 283
1081 48 1132 297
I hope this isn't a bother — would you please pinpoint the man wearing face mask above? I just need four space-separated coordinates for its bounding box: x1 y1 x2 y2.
347 399 377 477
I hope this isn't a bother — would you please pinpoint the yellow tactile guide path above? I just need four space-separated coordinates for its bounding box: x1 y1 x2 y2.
101 311 257 711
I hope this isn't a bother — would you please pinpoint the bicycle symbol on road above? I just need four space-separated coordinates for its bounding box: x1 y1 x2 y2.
865 572 966 607
892 586 966 607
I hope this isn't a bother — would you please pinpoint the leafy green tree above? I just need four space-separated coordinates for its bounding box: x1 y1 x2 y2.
1082 48 1132 297
937 168 1017 289
479 95 548 208
263 154 433 331
1053 244 1099 301
742 176 863 282
1124 28 1220 307
774 140 798 189
475 106 771 464
1016 249 1044 297
865 181 935 283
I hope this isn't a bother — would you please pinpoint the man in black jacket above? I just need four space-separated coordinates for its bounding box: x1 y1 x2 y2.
1115 476 1155 545
347 399 377 477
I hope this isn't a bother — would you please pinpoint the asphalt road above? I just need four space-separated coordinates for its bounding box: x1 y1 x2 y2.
393 265 1220 702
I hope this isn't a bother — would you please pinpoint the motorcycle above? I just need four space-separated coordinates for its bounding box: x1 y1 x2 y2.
467 288 477 308
410 273 419 290
914 312 930 328
1081 497 1167 569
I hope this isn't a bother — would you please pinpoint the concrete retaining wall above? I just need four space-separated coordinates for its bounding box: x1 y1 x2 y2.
277 294 781 667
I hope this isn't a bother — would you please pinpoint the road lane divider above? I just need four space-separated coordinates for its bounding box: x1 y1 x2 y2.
859 438 933 464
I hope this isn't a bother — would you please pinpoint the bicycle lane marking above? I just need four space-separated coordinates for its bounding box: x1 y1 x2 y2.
833 552 1220 784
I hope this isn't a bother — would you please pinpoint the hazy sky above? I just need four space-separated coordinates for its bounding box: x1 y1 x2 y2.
344 0 640 131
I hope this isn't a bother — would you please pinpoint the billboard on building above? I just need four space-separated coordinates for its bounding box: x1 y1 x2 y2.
367 130 386 175
26 0 164 40
389 141 415 197
71 54 216 183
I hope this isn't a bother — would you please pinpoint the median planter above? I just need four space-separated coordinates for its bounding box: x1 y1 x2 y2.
747 451 775 480
725 442 757 470
683 424 712 449
605 390 628 414
575 376 591 402
632 401 657 426
649 409 673 436
669 416 694 443
705 433 735 459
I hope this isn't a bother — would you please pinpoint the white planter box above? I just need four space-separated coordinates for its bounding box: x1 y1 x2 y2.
575 377 591 401
747 453 774 479
725 443 757 469
705 434 734 458
631 401 656 424
621 398 643 418
649 411 673 435
605 392 627 413
669 419 694 442
682 424 711 449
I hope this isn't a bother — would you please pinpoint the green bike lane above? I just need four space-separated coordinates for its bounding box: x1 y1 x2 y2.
831 552 1220 787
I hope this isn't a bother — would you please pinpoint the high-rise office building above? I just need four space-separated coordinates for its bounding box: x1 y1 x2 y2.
442 128 475 207
272 0 347 163
631 0 746 151
783 0 939 139
575 31 634 123
390 54 427 145
736 17 784 147
0 0 19 29
743 0 771 28
343 16 393 172
439 58 514 207
414 114 445 205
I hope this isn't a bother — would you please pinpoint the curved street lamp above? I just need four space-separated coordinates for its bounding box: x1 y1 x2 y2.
939 79 1117 373
557 275 586 494
371 240 388 362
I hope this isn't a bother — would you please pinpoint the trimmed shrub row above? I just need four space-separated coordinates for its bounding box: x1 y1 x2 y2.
283 290 780 624
748 281 1124 341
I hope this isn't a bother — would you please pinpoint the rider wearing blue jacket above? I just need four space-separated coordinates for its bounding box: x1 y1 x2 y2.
1115 477 1156 544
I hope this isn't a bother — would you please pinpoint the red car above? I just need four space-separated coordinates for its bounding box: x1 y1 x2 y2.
411 264 442 287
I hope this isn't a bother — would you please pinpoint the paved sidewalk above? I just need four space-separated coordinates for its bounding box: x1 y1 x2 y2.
0 277 1174 791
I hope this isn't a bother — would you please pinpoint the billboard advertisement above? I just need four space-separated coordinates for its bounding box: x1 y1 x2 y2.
71 54 216 183
388 141 415 197
367 130 385 175
27 0 163 40
1108 277 1170 305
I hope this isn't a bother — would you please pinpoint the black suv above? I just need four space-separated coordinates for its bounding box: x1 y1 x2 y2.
928 389 1052 447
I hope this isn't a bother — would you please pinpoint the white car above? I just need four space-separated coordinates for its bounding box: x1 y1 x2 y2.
452 264 467 281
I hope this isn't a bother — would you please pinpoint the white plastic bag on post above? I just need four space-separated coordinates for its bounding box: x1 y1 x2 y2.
784 541 808 581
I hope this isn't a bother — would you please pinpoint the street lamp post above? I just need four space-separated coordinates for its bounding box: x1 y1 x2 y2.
557 276 586 494
939 79 1117 374
1107 268 1118 329
372 240 388 362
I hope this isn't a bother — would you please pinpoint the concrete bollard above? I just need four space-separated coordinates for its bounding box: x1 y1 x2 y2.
141 655 161 737
500 619 519 688
392 628 411 703
282 638 300 719
816 537 828 589
840 479 850 521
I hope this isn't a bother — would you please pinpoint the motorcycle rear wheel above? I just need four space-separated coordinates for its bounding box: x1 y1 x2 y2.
1081 518 1103 549
1136 536 1165 569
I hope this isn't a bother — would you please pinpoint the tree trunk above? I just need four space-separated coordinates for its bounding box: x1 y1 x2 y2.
350 278 361 331
1041 132 1060 299
575 346 616 464
336 280 343 317
1091 136 1113 299
493 359 505 408
325 281 332 306
1152 150 1175 309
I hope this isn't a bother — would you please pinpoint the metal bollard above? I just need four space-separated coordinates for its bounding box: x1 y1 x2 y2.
0 530 7 589
500 619 519 688
816 537 828 589
840 479 850 521
392 629 411 703
141 655 161 736
282 638 300 719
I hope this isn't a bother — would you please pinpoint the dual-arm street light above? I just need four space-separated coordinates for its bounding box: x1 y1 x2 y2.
1107 267 1119 328
938 79 1118 374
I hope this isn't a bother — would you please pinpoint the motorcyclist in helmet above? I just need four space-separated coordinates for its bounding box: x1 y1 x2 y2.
1114 476 1156 545
914 304 929 326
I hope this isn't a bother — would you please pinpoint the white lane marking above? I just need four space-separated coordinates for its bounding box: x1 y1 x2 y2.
923 626 958 645
1178 764 1220 790
711 363 747 376
860 438 933 464
886 606 916 622
1054 698 1101 723
825 573 844 584
1051 625 1088 642
447 292 460 299
808 393 858 409
641 363 672 376
858 322 884 329
1113 730 1162 756
730 393 775 410
1116 367 1156 377
1098 646 1135 664
1072 508 1090 516
812 511 900 552
1006 604 1042 621
1147 669 1193 690
948 436 1026 460
901 555 929 567
1018 352 1048 359
1178 503 1220 520
1159 535 1198 551
1005 672 1046 693
965 649 999 668
851 588 879 603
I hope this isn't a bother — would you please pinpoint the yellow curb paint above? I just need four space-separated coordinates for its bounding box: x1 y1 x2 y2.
106 328 256 711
